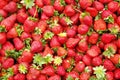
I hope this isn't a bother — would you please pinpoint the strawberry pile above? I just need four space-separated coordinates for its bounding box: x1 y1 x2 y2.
1 0 120 80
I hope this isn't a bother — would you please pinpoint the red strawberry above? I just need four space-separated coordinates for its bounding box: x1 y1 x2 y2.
18 62 29 74
20 32 31 41
79 72 90 80
78 39 88 52
38 75 47 80
14 73 25 80
117 16 120 26
114 69 120 79
78 24 89 35
43 0 51 5
67 49 76 57
2 58 14 69
13 37 24 50
103 59 116 71
37 20 47 33
66 38 79 48
67 28 76 38
94 19 107 33
23 17 38 33
71 13 79 25
1 14 16 31
0 32 6 44
106 71 114 80
48 75 61 80
92 56 102 66
28 6 38 18
43 45 54 56
41 66 55 76
41 12 49 20
101 33 116 44
51 24 63 35
75 61 85 72
108 1 119 12
53 0 64 12
35 0 43 8
0 0 7 9
56 66 66 76
7 27 18 39
42 5 54 17
30 40 43 53
66 71 79 79
0 9 7 18
11 64 18 74
88 33 99 44
82 55 91 66
99 0 113 4
93 1 104 11
57 47 67 57
86 7 98 17
110 54 120 65
58 33 67 44
79 0 92 9
65 0 75 4
50 36 61 48
3 1 17 13
108 23 120 34
64 5 75 17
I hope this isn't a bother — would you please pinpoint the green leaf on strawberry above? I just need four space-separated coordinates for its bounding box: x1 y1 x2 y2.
21 0 35 9
43 31 54 40
104 15 114 24
28 17 38 22
65 17 73 26
66 75 74 80
16 24 23 36
53 56 62 65
34 27 42 35
54 10 60 16
0 25 6 32
44 54 53 63
18 64 28 74
93 65 106 80
60 0 66 6
0 15 3 21
24 38 32 49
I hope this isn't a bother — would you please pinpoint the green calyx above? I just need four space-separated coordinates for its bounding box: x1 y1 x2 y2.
65 17 73 26
0 25 6 32
54 10 60 16
28 17 38 22
93 65 106 80
80 12 90 19
103 47 116 58
18 64 28 74
43 31 54 40
24 38 32 49
34 27 42 35
21 0 35 9
66 75 74 80
0 15 3 21
60 0 66 6
53 56 62 65
16 25 23 36
58 32 67 37
109 26 119 34
104 15 114 24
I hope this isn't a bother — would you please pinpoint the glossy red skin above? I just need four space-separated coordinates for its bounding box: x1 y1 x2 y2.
0 33 6 44
51 25 63 35
48 75 61 80
37 20 47 33
117 16 120 26
2 41 14 51
65 0 75 4
3 1 17 13
78 24 89 35
106 72 114 80
0 0 7 9
12 64 19 74
2 58 14 69
86 7 98 17
92 56 102 66
110 54 120 65
67 28 76 38
66 71 79 79
14 73 25 80
57 47 67 57
0 9 7 18
64 5 75 17
99 0 113 4
82 55 91 66
57 66 66 76
50 36 61 48
93 1 104 11
43 45 54 56
80 72 90 80
38 75 47 80
88 33 99 44
79 0 92 9
20 32 31 41
71 13 79 25
58 36 67 44
28 6 38 18
43 0 51 5
67 49 76 57
114 69 120 79
108 1 119 12
7 27 18 39
35 0 43 8
54 0 64 12
104 43 117 53
41 12 49 20
75 61 85 72
101 10 113 19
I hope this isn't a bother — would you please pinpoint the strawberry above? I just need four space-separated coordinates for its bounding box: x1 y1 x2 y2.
50 36 61 48
35 0 43 8
67 49 76 57
110 54 120 65
2 58 14 69
0 9 7 18
48 75 61 80
43 0 51 5
65 0 75 4
66 71 79 79
23 17 38 33
92 56 102 66
101 33 116 44
42 5 54 17
86 7 98 17
1 14 16 31
38 75 47 80
67 28 76 38
41 12 49 20
37 20 47 33
11 64 18 74
0 0 7 9
57 47 67 57
78 24 89 35
13 37 24 50
66 38 79 48
106 71 114 80
82 55 91 66
103 59 116 71
14 73 25 80
114 69 120 79
88 33 99 44
43 45 54 56
41 65 55 76
63 5 75 17
99 0 113 4
108 23 120 34
94 19 107 33
56 66 66 76
117 16 120 26
93 1 104 11
75 61 85 72
3 1 17 13
78 39 88 52
28 6 38 18
53 0 65 12
58 32 67 44
108 1 119 12
79 72 90 80
71 13 79 25
18 62 29 74
7 27 18 39
0 32 6 45
79 0 92 9
30 40 43 53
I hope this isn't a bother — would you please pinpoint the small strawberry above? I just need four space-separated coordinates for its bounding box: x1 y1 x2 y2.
0 9 7 18
103 59 116 71
37 20 47 33
71 13 79 25
67 28 76 38
58 32 67 44
3 1 17 13
56 66 66 76
14 73 25 80
108 1 119 12
79 0 92 9
66 38 79 49
67 49 76 57
92 56 102 66
114 69 120 79
106 71 114 80
75 61 85 72
88 33 99 44
78 39 88 52
93 1 104 11
20 32 31 41
79 72 90 80
43 45 54 56
1 14 16 31
78 24 89 35
82 55 92 66
57 47 67 57
2 58 14 69
108 23 120 34
86 7 98 17
110 54 120 65
50 36 61 48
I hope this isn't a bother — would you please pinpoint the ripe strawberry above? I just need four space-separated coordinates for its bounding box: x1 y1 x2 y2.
28 6 38 18
86 7 98 17
38 75 47 80
20 32 31 41
64 5 75 17
56 66 66 76
67 49 76 57
93 1 104 11
53 0 64 12
37 20 47 33
0 32 6 44
66 71 79 79
108 1 119 12
3 1 17 13
108 23 120 34
41 65 55 76
43 0 51 5
110 54 120 65
13 37 24 50
99 0 113 4
30 40 43 53
106 71 114 80
41 12 49 20
50 36 61 48
2 58 14 69
7 27 18 39
0 0 7 9
1 14 16 31
35 0 43 8
65 0 75 4
71 13 79 25
82 55 91 66
14 73 25 80
58 33 67 44
78 24 89 35
75 61 85 72
0 9 7 18
67 28 76 38
114 69 120 79
101 33 116 44
94 19 107 33
66 38 79 49
23 17 38 33
57 47 67 57
48 75 61 80
103 59 116 71
92 56 102 66
88 33 99 44
79 0 92 9
117 16 120 26
11 64 18 74
79 72 90 80
42 5 54 17
78 39 88 52
43 45 54 56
